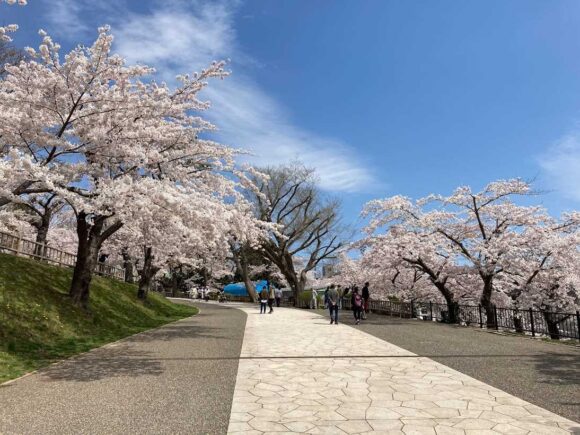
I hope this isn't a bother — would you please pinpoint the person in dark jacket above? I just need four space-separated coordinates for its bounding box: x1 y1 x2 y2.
351 286 363 325
259 288 268 314
268 284 275 314
327 284 339 324
362 282 370 319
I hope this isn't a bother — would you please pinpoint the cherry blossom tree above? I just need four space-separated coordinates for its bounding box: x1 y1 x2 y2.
498 212 580 336
0 0 26 43
361 196 468 322
0 26 247 308
358 180 579 328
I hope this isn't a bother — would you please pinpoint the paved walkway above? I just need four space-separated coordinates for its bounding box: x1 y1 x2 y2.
228 307 580 434
0 303 246 435
354 312 580 422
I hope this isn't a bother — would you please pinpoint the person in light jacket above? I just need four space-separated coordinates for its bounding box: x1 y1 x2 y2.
310 290 318 309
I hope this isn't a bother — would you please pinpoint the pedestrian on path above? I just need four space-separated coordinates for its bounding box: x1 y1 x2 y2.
351 286 363 325
310 290 318 309
324 287 329 309
268 284 275 314
275 287 282 307
337 285 344 309
259 287 268 314
328 284 339 324
362 282 370 319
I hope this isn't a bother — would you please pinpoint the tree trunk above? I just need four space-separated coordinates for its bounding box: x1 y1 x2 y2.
33 219 50 258
430 280 458 323
69 215 99 309
233 249 257 302
513 308 524 333
283 273 300 306
69 212 123 309
33 210 52 258
171 266 180 297
122 247 135 283
480 275 495 328
542 311 561 340
138 246 158 300
442 292 458 324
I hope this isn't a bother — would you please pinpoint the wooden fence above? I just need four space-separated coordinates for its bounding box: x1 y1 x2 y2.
0 230 124 280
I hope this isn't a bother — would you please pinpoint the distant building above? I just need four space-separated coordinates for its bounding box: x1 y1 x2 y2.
322 263 337 278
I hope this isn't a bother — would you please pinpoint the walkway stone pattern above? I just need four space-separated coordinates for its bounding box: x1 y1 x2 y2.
228 308 580 434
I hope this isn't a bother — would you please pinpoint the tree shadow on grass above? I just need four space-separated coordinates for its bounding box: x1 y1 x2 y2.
38 346 164 382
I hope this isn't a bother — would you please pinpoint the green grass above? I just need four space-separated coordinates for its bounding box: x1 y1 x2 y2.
0 253 197 383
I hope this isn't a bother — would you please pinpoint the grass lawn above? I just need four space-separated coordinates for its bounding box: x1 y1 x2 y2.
0 253 197 383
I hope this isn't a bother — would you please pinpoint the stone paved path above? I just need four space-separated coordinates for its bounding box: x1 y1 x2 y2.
353 311 580 422
228 307 580 435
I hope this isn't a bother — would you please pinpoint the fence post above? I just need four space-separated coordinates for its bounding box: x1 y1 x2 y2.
430 301 433 321
529 308 535 337
478 305 483 328
15 235 22 256
576 311 580 342
410 300 415 319
493 305 499 331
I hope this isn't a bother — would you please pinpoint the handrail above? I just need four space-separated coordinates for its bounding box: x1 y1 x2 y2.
0 230 124 281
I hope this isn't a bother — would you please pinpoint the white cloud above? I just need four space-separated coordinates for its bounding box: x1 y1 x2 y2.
45 0 380 193
113 2 236 81
538 134 580 202
44 0 90 36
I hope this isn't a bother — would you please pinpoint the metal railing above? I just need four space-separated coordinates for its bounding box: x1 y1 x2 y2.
0 230 125 281
338 297 580 341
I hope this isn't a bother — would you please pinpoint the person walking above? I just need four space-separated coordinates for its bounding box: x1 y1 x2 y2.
324 287 329 309
275 287 282 307
328 284 339 325
351 286 363 325
268 283 275 313
310 290 318 309
362 282 370 319
259 287 268 314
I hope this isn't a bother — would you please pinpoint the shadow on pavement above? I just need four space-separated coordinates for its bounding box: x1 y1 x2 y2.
39 346 163 382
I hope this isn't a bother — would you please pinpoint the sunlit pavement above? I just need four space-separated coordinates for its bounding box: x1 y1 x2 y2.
228 307 580 434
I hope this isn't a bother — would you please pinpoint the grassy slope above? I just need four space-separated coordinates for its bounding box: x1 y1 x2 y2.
0 253 197 383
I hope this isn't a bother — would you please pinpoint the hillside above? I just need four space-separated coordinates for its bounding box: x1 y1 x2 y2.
0 253 197 383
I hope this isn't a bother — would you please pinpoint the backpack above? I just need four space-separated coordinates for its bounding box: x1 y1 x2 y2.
354 294 362 308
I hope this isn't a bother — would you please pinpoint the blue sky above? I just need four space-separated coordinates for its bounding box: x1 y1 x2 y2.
4 0 580 225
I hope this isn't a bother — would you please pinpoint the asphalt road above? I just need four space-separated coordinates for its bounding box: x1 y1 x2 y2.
343 310 580 422
0 302 246 435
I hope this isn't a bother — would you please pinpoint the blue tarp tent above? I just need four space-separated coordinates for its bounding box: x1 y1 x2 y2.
223 280 268 296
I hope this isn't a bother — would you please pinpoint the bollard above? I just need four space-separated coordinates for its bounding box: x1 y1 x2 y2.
478 305 483 328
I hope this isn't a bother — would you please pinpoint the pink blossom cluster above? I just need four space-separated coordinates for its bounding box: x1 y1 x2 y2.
0 24 270 296
343 180 580 314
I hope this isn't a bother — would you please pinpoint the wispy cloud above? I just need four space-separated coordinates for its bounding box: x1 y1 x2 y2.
538 133 580 202
43 0 90 36
44 0 380 193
